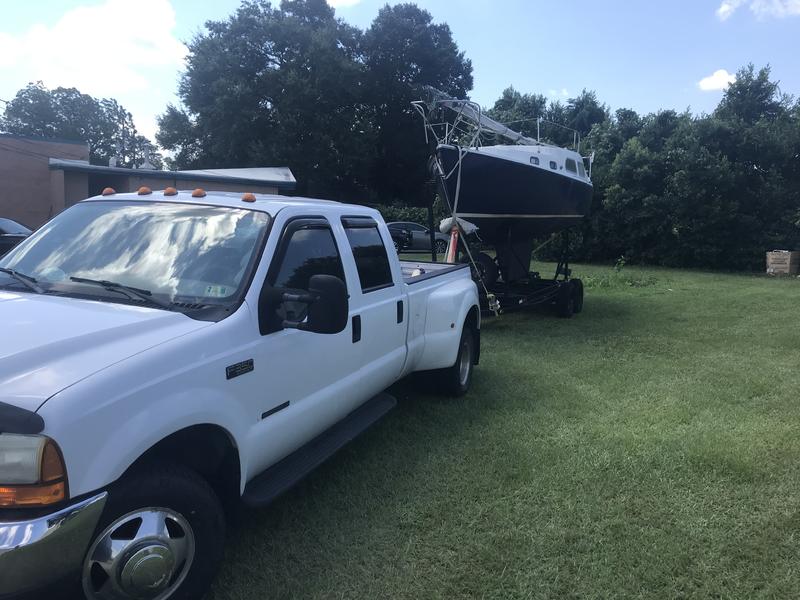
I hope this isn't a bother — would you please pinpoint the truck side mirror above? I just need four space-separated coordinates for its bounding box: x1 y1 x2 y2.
302 274 349 334
258 274 349 335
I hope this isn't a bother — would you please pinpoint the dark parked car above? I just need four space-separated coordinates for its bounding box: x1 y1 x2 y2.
0 218 31 256
387 221 449 254
388 226 412 253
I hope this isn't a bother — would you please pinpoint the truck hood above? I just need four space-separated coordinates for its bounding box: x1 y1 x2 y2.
0 290 210 412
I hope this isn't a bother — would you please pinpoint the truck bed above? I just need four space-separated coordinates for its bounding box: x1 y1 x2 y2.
400 260 470 284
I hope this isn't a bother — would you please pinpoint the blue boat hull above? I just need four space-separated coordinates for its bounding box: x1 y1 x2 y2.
437 145 592 244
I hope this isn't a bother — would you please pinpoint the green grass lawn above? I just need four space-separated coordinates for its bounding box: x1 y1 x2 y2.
210 264 800 599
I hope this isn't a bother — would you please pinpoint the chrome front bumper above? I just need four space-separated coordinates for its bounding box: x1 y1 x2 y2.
0 492 107 596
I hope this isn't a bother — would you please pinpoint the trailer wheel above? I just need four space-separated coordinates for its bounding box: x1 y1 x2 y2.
556 282 574 318
571 278 584 313
465 252 498 288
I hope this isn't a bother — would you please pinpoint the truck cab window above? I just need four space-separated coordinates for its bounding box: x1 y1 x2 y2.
270 224 345 320
343 219 393 292
565 158 577 173
271 226 344 290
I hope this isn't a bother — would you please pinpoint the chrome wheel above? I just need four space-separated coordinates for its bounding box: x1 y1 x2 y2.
458 334 473 387
82 508 195 600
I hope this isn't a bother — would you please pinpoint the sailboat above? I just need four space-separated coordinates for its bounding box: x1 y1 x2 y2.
413 89 594 284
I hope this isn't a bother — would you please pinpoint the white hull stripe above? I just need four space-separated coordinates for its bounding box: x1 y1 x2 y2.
457 213 585 219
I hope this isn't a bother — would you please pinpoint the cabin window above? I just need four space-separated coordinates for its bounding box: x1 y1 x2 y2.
577 161 586 177
549 161 557 170
565 158 577 174
530 156 539 166
342 219 394 292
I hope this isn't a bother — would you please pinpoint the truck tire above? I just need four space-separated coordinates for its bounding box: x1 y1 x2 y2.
435 239 448 255
439 325 476 397
571 278 584 314
81 462 225 600
556 281 574 318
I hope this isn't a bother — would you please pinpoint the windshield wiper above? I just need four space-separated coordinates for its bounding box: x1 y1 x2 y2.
69 276 172 309
0 267 44 294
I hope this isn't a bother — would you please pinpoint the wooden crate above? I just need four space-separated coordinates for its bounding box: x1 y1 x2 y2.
766 250 800 275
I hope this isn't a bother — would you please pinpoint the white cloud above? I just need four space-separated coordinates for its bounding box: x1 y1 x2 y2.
327 0 362 7
547 88 569 98
0 0 186 140
716 0 800 19
716 0 745 19
698 69 737 91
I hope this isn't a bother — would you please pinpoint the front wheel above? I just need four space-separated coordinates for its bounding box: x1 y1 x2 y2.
81 463 225 600
438 326 475 397
434 239 448 255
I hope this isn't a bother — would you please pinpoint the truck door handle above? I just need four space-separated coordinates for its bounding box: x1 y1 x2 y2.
397 300 404 324
352 315 361 343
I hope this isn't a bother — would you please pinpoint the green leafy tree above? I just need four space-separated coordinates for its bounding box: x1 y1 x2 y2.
158 0 369 197
486 87 548 139
1 82 162 168
350 2 472 204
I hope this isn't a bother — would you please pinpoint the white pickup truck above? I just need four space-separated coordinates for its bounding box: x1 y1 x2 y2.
0 189 480 599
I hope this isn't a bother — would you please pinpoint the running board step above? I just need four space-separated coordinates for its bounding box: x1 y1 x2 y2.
242 392 397 507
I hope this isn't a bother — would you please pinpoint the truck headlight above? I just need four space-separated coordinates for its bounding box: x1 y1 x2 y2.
0 434 68 508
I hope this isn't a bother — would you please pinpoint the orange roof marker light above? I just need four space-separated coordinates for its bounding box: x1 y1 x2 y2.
241 192 256 203
164 187 178 196
191 188 207 198
101 187 116 196
137 186 152 195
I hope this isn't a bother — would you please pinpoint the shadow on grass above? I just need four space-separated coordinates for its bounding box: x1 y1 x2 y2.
208 293 646 599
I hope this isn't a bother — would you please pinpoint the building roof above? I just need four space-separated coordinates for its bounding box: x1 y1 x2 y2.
48 159 296 190
0 132 89 147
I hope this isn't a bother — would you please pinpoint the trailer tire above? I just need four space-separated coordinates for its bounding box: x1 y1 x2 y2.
438 325 475 397
465 252 498 288
571 278 584 314
556 282 574 318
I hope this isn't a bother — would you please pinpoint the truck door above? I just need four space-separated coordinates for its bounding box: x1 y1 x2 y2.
339 217 407 387
246 216 365 477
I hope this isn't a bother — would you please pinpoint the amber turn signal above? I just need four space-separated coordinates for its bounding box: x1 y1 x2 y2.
0 438 68 508
0 481 66 508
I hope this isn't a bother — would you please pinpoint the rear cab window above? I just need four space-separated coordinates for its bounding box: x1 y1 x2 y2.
341 217 394 293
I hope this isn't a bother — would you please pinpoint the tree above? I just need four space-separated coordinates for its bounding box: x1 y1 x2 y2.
486 87 548 139
361 3 472 205
158 0 369 197
160 0 473 202
1 82 162 168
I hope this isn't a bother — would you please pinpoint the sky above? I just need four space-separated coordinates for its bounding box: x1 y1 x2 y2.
0 0 798 145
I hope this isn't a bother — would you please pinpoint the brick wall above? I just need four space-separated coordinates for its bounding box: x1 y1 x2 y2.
0 135 89 228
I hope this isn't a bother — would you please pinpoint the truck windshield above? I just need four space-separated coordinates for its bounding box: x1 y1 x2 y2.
0 201 270 310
